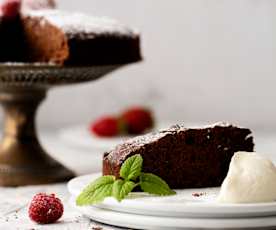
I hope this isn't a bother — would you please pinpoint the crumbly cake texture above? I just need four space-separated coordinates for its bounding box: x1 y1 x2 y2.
0 9 141 65
103 122 254 189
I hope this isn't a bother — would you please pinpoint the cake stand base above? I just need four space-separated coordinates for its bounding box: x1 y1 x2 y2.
0 64 123 186
0 87 74 186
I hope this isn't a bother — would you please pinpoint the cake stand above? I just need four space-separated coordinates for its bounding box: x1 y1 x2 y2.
0 63 121 186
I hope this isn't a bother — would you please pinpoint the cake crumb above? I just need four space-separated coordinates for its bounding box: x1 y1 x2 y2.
192 192 205 197
92 227 103 230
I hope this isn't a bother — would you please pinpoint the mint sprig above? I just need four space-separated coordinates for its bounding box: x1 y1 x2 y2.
76 175 115 206
112 180 137 201
76 154 175 206
140 173 176 196
120 154 143 181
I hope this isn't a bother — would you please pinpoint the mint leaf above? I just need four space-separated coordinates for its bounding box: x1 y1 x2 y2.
140 173 176 196
112 179 137 201
76 155 175 205
76 175 115 206
120 154 143 181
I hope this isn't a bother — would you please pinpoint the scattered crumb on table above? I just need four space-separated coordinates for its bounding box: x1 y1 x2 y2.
92 227 103 230
192 192 205 197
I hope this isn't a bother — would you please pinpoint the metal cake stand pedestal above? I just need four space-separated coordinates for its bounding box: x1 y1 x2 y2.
0 64 121 186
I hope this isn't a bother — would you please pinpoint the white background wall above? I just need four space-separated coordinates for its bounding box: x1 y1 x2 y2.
18 0 276 131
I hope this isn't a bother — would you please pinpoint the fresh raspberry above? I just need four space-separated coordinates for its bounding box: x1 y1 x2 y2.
121 107 154 134
22 0 56 11
29 193 63 224
91 116 120 137
1 0 21 19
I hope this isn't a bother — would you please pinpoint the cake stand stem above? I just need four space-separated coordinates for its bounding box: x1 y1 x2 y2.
0 88 74 186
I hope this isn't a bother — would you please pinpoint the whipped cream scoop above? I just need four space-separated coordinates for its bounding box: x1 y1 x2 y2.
217 151 276 203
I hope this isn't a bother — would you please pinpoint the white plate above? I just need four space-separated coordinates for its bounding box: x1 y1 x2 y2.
69 196 276 230
58 122 173 151
41 134 102 175
68 173 276 218
58 125 125 150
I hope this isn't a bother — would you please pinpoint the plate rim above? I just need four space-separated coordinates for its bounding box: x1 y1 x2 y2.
68 173 276 218
69 196 276 229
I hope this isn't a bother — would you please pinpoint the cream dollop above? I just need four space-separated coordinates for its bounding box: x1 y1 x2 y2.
217 151 276 203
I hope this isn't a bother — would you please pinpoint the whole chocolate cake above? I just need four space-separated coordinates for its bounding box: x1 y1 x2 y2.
103 123 254 189
0 9 141 65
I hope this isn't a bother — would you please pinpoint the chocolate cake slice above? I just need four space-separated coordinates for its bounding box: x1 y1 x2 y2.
103 123 254 189
0 9 141 65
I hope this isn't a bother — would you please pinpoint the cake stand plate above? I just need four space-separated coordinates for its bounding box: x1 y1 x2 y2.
68 173 276 218
0 63 122 186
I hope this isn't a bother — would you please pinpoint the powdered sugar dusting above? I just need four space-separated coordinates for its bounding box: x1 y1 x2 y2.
22 0 56 11
168 122 234 131
106 122 237 164
123 131 168 148
24 9 139 37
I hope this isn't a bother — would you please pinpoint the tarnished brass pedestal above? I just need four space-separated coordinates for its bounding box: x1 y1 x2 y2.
0 64 121 186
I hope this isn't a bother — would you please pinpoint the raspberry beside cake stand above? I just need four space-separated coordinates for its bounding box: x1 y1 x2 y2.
0 64 121 186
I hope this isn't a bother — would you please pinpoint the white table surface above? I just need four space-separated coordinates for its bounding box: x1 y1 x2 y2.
0 184 126 230
0 133 122 230
0 183 123 230
1 131 276 230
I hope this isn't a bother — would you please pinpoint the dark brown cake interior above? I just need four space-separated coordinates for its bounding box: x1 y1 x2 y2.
103 124 254 189
65 35 141 66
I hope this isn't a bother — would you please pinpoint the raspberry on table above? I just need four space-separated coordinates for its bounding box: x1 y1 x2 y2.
29 193 64 224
